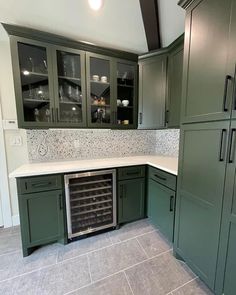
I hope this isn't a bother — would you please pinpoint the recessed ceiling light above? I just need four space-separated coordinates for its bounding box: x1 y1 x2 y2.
88 0 103 11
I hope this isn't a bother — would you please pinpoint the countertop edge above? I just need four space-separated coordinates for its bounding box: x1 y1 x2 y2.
10 156 178 178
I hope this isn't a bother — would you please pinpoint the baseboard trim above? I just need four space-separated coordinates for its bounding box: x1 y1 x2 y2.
12 214 20 226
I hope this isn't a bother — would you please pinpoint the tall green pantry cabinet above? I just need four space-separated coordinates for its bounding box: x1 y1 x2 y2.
176 0 236 294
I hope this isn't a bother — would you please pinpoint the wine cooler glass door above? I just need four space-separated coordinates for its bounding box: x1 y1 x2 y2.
65 170 117 238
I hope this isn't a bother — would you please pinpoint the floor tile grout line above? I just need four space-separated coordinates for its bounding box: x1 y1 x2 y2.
0 245 173 285
123 271 135 295
135 237 149 259
86 254 93 284
0 249 21 258
53 249 174 295
168 277 198 294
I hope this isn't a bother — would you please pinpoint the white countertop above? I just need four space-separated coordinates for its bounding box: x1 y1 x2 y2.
10 155 178 178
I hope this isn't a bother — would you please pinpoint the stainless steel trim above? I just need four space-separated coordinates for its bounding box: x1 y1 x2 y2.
64 169 117 239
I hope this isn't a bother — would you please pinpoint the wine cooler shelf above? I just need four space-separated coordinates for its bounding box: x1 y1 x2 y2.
65 170 116 238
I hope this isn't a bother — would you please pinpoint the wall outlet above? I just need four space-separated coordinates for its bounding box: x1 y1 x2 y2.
10 136 22 146
3 119 18 130
74 140 80 148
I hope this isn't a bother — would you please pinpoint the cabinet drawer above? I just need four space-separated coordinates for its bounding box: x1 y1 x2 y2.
149 166 176 191
17 174 63 194
118 166 145 180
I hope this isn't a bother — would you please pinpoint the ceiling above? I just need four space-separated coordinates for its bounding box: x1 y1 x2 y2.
0 0 185 54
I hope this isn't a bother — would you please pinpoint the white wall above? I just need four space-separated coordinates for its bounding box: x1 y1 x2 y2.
157 0 185 47
0 0 148 53
0 25 28 224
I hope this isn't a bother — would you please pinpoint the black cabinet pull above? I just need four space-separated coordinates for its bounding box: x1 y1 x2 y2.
126 171 139 176
233 65 236 110
59 194 63 210
139 112 143 125
32 181 52 188
154 174 167 181
223 75 231 112
120 185 124 199
228 129 236 163
170 196 174 212
219 129 227 162
166 110 169 124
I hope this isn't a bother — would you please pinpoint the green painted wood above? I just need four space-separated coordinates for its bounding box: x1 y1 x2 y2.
215 120 236 295
148 178 175 242
167 43 184 128
17 174 62 194
118 166 146 181
181 0 233 124
18 188 66 257
138 54 167 129
174 121 230 290
149 166 177 191
118 178 145 224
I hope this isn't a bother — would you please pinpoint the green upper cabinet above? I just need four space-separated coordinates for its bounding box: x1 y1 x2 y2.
138 53 167 129
174 121 230 290
86 52 114 128
10 37 56 129
167 39 184 128
181 0 234 123
114 60 138 129
7 25 138 129
52 46 87 128
86 53 138 129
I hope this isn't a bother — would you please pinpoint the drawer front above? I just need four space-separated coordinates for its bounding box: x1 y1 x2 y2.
118 166 146 180
149 166 176 190
17 174 63 194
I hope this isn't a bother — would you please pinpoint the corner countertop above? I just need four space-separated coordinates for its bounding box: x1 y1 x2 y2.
9 155 178 178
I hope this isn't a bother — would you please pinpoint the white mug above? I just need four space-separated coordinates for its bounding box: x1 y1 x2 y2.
122 100 129 107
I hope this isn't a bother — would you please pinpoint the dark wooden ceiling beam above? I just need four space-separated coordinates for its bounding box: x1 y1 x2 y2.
139 0 161 51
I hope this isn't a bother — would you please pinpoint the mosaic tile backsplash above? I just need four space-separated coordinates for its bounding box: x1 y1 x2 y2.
27 129 180 162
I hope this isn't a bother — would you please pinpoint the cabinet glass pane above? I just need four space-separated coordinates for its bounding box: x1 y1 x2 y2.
116 63 135 125
89 57 111 124
18 43 51 123
56 51 83 124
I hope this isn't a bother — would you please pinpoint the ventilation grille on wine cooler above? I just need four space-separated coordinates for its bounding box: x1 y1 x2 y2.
65 170 117 238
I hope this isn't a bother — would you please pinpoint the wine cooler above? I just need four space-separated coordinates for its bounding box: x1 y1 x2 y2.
64 169 117 238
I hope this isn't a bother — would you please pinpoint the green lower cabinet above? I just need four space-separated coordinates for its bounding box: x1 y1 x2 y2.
148 179 175 242
175 121 230 291
118 178 145 224
18 189 66 256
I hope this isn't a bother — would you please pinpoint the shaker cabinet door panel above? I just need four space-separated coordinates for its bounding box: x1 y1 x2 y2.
148 179 175 242
181 0 232 123
138 55 167 129
168 45 184 128
174 121 230 289
19 190 65 246
118 179 145 223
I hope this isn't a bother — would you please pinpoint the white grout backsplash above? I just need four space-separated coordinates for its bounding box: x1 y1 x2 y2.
26 129 179 162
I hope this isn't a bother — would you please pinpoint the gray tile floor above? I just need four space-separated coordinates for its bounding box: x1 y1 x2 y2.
0 219 214 295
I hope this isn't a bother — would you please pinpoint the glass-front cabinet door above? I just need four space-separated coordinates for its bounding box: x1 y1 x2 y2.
12 38 55 128
114 61 137 128
86 53 113 128
53 47 87 127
